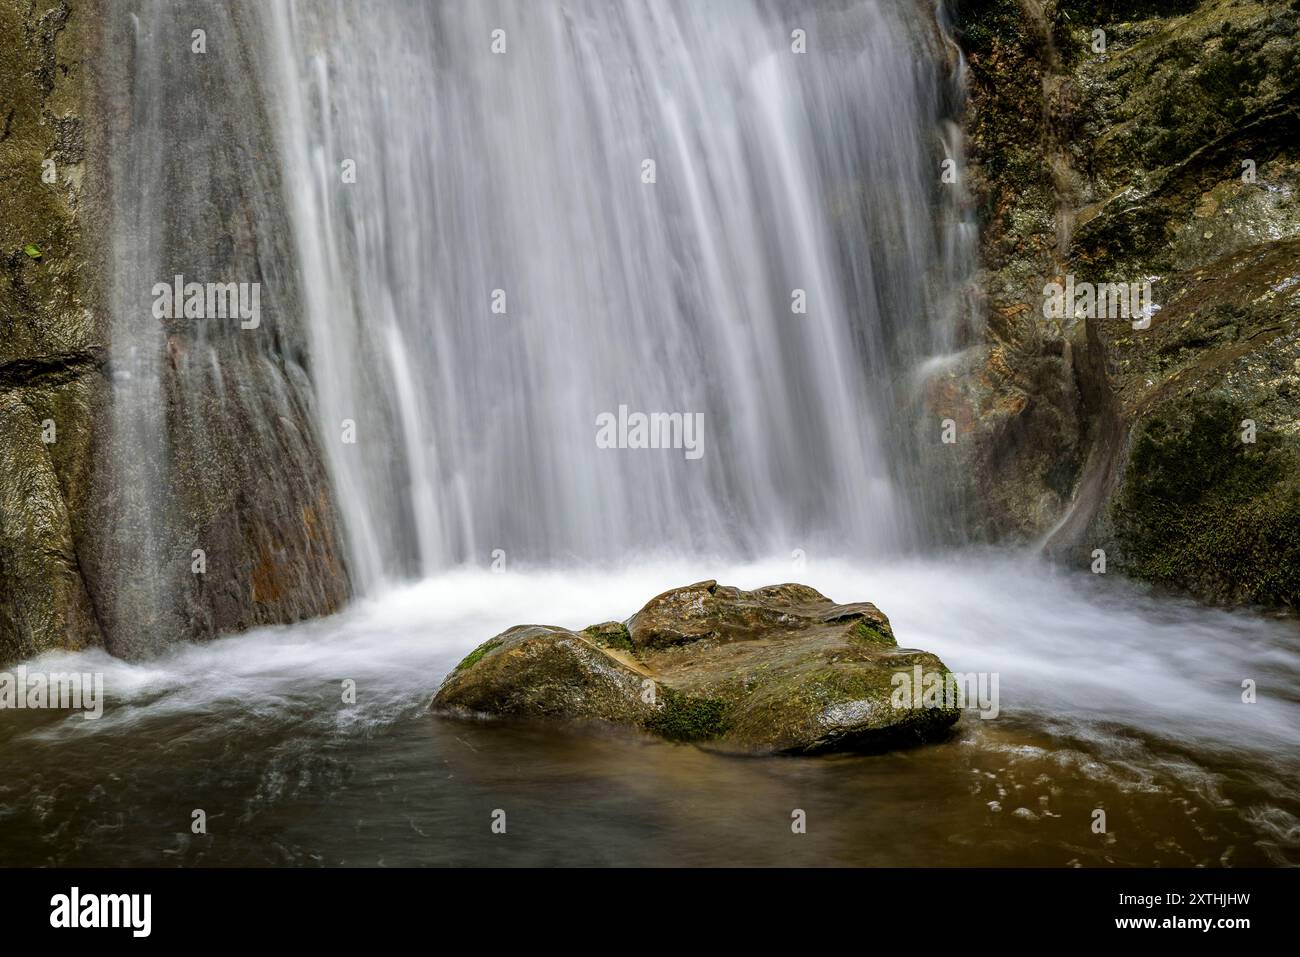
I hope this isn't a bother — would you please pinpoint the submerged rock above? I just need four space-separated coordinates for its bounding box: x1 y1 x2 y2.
432 581 959 755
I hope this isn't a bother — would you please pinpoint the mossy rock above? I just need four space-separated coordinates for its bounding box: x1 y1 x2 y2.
643 688 730 742
625 579 897 650
1114 395 1300 606
455 637 503 673
432 582 959 755
582 621 633 652
433 625 655 725
1088 234 1300 608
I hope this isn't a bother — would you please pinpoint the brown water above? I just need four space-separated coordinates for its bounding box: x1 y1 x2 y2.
2 555 1297 866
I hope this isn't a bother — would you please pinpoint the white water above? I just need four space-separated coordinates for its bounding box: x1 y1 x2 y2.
26 555 1300 763
256 0 975 589
14 553 1299 865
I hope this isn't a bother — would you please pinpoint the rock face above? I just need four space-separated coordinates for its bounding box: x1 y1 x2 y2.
0 0 108 662
948 0 1300 607
433 581 960 755
79 1 352 659
0 0 351 666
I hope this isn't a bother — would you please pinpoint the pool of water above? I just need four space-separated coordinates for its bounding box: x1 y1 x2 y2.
2 552 1297 866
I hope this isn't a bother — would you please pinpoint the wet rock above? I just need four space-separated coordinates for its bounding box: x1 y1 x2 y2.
433 581 960 755
1080 238 1300 605
0 0 107 663
946 0 1094 543
953 0 1300 607
79 2 353 659
0 0 352 665
1046 1 1300 608
432 625 656 725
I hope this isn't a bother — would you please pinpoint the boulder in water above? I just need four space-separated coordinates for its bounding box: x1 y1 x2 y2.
432 581 959 755
432 624 656 726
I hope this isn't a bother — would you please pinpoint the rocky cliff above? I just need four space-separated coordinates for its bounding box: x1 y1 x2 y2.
949 0 1299 606
0 0 349 666
0 0 105 661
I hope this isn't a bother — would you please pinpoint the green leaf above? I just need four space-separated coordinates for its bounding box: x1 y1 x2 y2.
23 243 41 259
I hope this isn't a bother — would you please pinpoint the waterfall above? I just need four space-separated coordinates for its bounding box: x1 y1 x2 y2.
20 0 1299 873
255 0 975 589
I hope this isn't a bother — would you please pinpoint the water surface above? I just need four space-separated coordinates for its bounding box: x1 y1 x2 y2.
3 555 1296 866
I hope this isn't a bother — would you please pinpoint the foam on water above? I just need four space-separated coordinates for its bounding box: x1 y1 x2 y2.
6 555 1298 865
19 556 1300 763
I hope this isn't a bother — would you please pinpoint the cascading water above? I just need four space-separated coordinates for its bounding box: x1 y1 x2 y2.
4 0 1298 870
256 0 976 588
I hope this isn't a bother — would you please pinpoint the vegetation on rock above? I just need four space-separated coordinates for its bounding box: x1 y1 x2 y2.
953 0 1300 608
433 582 960 755
643 689 731 742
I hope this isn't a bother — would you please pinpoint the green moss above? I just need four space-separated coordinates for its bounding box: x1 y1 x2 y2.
954 0 1027 56
1137 11 1291 168
453 637 503 673
1056 0 1200 21
1043 453 1082 500
644 688 730 742
1114 397 1300 606
850 619 897 647
582 621 633 653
